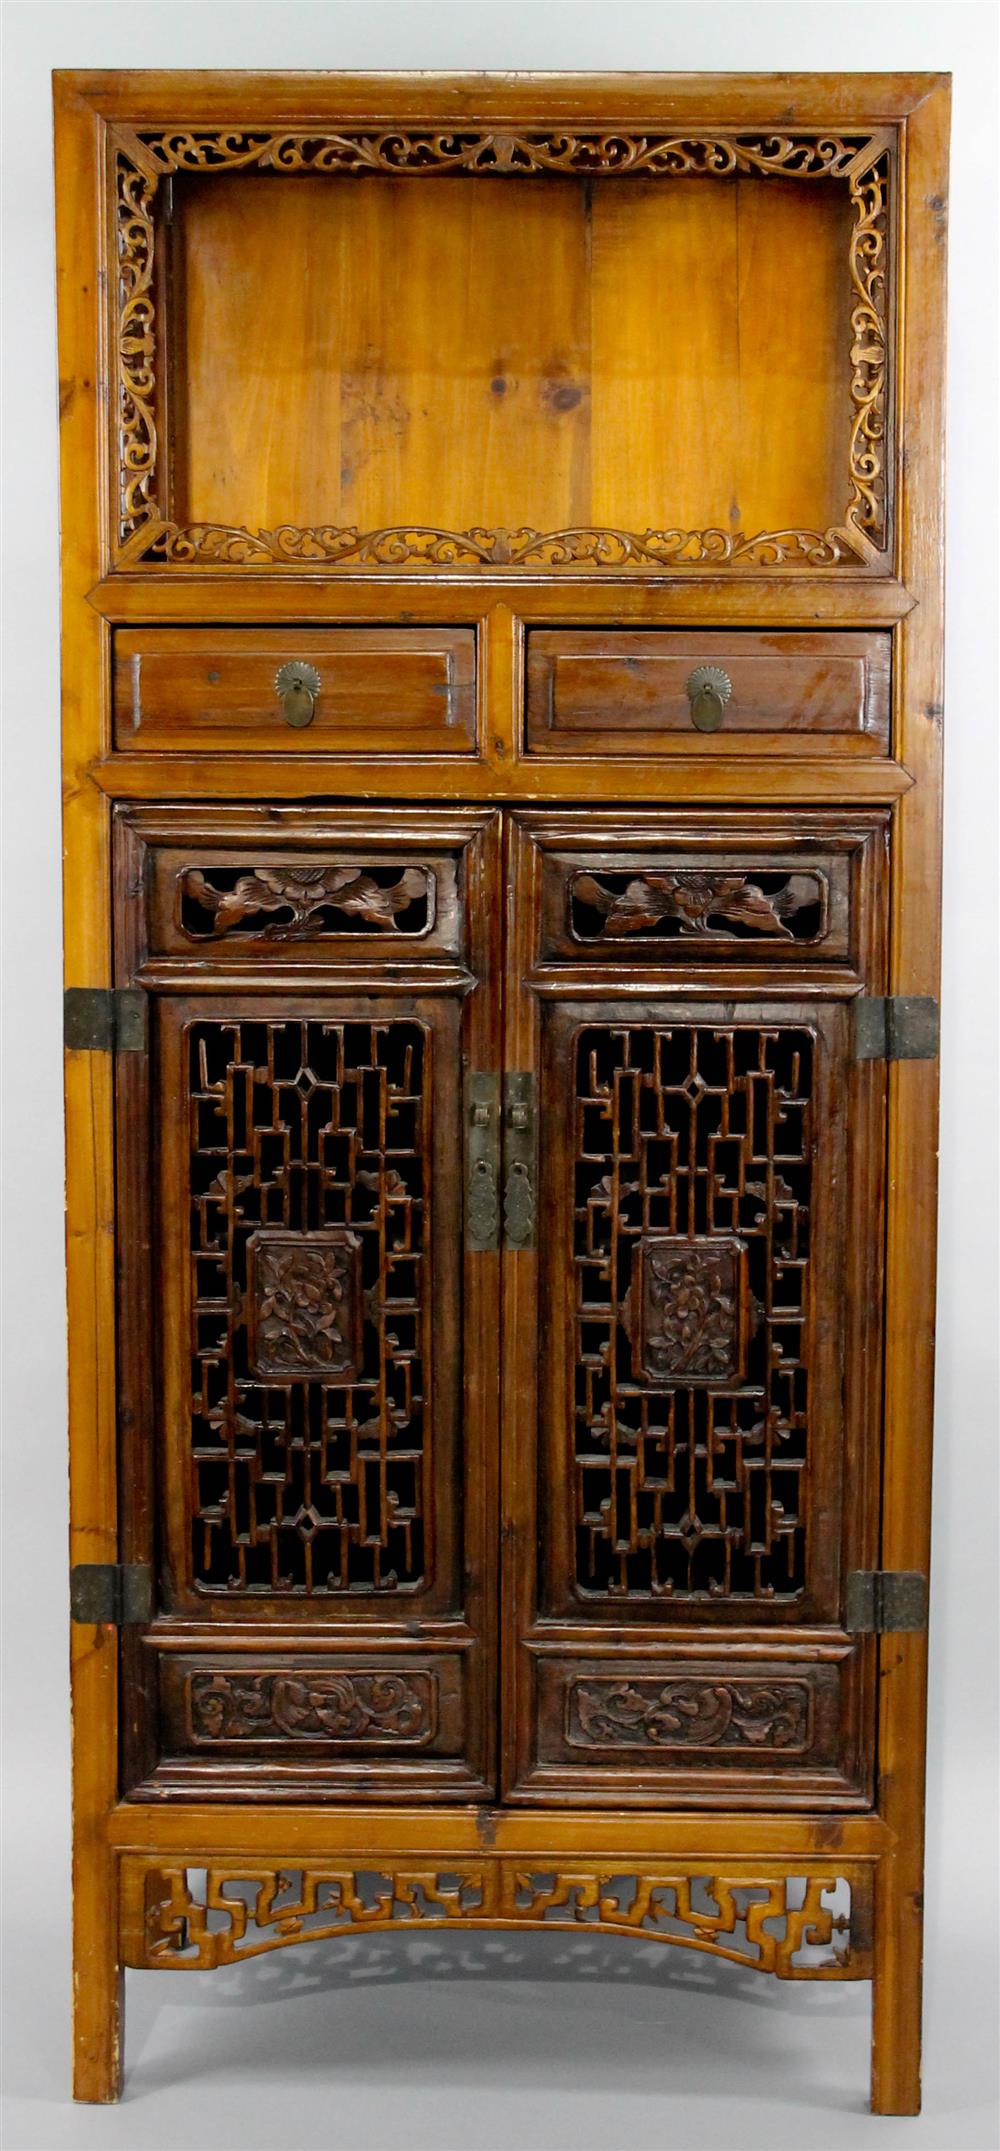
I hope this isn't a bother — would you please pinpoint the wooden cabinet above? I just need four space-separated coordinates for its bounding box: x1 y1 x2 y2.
55 70 948 2114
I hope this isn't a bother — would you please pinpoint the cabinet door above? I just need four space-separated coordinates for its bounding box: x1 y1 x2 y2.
502 811 888 1808
115 808 500 1801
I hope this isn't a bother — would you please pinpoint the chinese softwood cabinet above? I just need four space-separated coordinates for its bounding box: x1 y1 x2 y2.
55 69 948 2111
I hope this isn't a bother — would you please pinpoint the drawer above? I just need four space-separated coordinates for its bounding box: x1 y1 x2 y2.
113 627 477 754
524 630 890 756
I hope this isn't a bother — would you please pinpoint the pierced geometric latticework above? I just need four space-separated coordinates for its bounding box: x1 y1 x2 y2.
573 1023 813 1599
123 1861 868 1979
188 1018 428 1592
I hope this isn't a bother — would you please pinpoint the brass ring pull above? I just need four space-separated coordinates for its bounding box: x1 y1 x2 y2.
686 664 732 733
275 661 321 729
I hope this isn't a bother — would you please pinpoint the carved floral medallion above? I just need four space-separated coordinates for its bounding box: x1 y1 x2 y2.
247 1229 362 1379
636 1235 748 1385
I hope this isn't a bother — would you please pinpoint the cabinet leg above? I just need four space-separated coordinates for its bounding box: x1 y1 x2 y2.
73 1847 123 2102
870 1854 923 2115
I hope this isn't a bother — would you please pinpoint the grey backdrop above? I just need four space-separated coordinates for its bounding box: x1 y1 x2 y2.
2 5 997 2147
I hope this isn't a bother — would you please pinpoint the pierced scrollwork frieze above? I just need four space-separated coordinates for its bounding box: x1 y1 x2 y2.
141 521 863 568
846 153 890 544
123 1861 868 1978
115 154 159 536
111 128 890 562
134 127 873 180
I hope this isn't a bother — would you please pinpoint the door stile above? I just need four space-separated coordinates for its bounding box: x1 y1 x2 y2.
460 807 505 1796
499 814 543 1800
113 812 159 1789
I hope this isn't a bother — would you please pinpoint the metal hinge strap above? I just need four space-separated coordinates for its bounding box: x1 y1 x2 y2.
64 987 147 1053
844 1570 929 1634
465 1072 500 1252
852 996 939 1061
70 1562 153 1626
503 1072 537 1249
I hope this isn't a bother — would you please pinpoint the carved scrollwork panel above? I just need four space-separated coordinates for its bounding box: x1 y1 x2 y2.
566 1675 812 1751
187 1668 437 1744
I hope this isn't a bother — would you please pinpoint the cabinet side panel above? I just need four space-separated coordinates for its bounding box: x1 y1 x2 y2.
871 79 949 2119
55 79 122 2103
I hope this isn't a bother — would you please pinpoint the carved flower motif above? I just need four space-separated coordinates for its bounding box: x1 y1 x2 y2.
181 864 430 939
251 1234 359 1376
571 869 822 941
645 1247 738 1380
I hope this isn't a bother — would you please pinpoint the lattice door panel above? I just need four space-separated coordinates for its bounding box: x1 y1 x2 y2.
501 810 887 1806
113 805 501 1800
506 996 882 1806
132 986 494 1798
162 995 467 1609
571 1019 817 1604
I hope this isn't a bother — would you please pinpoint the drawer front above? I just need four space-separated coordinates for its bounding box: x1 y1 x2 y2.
524 630 890 755
113 627 477 754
